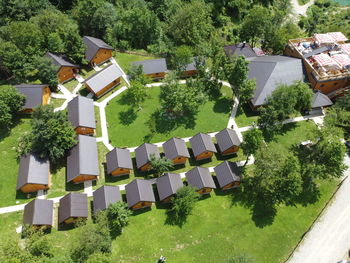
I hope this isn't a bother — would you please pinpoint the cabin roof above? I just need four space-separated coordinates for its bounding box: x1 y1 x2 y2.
23 199 53 226
93 185 121 214
185 167 216 190
106 148 133 174
68 96 96 130
135 143 160 169
45 52 78 69
156 173 183 201
312 91 333 108
132 58 168 75
189 133 217 157
58 193 88 224
16 154 49 190
214 161 241 188
125 179 155 208
15 84 48 109
83 36 113 62
215 128 241 153
162 137 190 160
224 43 257 58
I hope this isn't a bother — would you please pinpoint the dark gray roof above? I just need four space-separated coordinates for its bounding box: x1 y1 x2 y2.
303 46 331 58
93 185 121 214
23 199 53 226
162 137 190 160
15 84 47 109
156 173 183 201
83 36 113 62
185 167 216 190
17 154 49 190
68 96 96 129
106 148 133 174
132 58 168 75
215 128 241 153
189 133 217 157
125 179 156 208
135 143 160 169
45 52 78 69
224 43 257 58
58 193 88 224
214 161 241 188
84 63 123 94
312 91 333 108
247 56 304 107
67 135 99 183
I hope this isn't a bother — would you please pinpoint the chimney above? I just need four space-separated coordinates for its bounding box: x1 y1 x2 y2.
242 41 246 48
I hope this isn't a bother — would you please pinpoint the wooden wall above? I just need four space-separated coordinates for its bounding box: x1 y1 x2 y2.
58 67 77 83
91 49 113 65
222 181 240 190
222 146 240 156
139 163 151 172
172 156 188 165
72 174 98 183
131 201 153 210
111 167 131 176
195 151 214 161
75 126 95 136
197 187 213 195
182 70 197 78
42 87 51 105
20 183 49 193
146 72 166 79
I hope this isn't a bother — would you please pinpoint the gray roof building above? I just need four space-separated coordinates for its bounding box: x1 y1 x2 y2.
84 63 123 94
189 133 217 157
125 179 156 208
312 91 333 108
23 199 53 226
17 154 49 191
83 36 113 62
156 173 183 202
162 137 190 160
215 128 242 153
45 52 78 70
93 185 122 214
67 135 99 183
185 167 216 190
106 147 133 174
135 143 160 169
68 96 96 130
58 193 88 224
15 84 48 109
247 56 305 107
132 58 168 75
214 161 241 189
224 43 257 58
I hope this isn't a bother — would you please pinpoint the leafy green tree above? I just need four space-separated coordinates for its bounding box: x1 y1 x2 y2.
241 128 264 166
0 237 34 263
171 186 199 223
0 101 12 129
47 32 65 53
91 2 117 38
127 64 151 85
34 57 59 88
86 252 112 263
0 85 26 113
40 255 73 263
172 45 193 72
25 230 53 258
104 201 132 236
292 82 313 112
334 92 350 111
125 80 147 110
149 153 174 177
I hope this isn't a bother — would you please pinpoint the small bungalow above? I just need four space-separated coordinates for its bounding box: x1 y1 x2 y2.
182 58 199 77
135 143 160 171
15 84 51 113
185 166 216 194
189 133 217 161
45 52 79 83
214 161 241 190
23 199 53 228
84 63 123 98
224 42 258 58
17 154 50 193
68 96 96 135
162 137 190 165
83 36 114 65
106 147 133 176
215 128 241 156
67 135 99 184
93 185 122 214
311 91 333 110
156 173 183 203
125 179 156 210
58 192 88 224
132 58 168 79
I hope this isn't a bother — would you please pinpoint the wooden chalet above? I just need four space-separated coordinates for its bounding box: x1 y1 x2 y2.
23 199 54 228
156 173 183 203
214 161 241 190
83 36 113 65
185 167 216 195
182 58 199 77
45 52 79 83
68 96 96 135
189 133 217 161
58 193 88 224
135 143 160 171
106 148 133 176
93 185 122 214
15 84 51 113
162 137 190 165
132 58 168 79
125 179 156 210
215 128 241 156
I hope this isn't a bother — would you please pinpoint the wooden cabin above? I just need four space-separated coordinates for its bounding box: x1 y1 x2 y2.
215 128 241 156
93 185 122 214
83 36 114 66
84 63 123 98
68 96 96 135
125 179 156 210
214 161 241 190
23 199 54 228
58 193 88 224
132 58 168 79
185 167 216 195
15 84 51 113
45 52 79 83
17 154 50 193
156 173 183 203
135 143 160 172
182 58 198 77
106 148 133 176
189 133 217 161
162 137 190 165
67 135 99 184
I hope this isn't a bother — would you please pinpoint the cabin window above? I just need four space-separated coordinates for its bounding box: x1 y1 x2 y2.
320 84 325 87
178 157 181 160
333 82 338 86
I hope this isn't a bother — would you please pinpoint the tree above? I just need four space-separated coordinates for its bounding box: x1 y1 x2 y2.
25 230 53 258
0 85 25 129
91 3 117 39
105 201 131 236
241 128 264 166
0 237 34 263
128 64 151 85
149 154 174 177
34 57 59 88
172 45 193 72
171 186 199 223
292 82 313 112
0 101 12 129
125 80 147 110
86 252 112 263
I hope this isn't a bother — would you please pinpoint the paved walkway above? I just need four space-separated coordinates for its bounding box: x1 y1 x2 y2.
290 0 314 16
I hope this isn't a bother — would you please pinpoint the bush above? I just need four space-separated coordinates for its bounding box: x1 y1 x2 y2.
171 186 199 222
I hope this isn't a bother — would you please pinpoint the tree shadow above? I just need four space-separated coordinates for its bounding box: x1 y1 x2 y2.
0 116 29 143
213 97 232 114
236 103 259 118
164 209 187 228
119 108 137 125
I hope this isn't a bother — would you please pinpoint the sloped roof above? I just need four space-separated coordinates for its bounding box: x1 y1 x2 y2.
68 96 96 129
247 56 304 107
135 143 160 169
215 128 241 153
83 36 113 62
15 84 47 109
162 137 190 160
106 148 133 174
84 63 123 94
93 185 121 214
23 199 53 226
58 193 88 224
125 179 155 208
67 135 99 183
214 161 241 188
312 91 333 108
185 167 216 190
156 173 183 201
132 58 168 75
45 52 78 69
224 43 257 58
189 133 217 157
17 154 49 190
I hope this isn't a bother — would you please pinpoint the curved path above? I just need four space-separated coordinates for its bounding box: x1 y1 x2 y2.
290 0 314 16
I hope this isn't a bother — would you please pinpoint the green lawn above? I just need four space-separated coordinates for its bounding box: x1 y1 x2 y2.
49 97 65 109
95 106 102 137
235 103 259 127
114 51 158 71
63 79 79 93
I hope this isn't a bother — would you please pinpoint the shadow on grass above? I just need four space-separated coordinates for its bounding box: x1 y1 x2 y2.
213 97 232 114
236 103 259 118
165 210 187 228
0 116 31 143
119 108 137 125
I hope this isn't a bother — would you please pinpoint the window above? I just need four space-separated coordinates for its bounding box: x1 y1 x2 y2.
333 82 338 86
320 84 325 87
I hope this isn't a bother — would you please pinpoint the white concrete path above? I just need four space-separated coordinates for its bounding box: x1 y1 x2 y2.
83 180 93 196
290 0 314 16
74 74 85 83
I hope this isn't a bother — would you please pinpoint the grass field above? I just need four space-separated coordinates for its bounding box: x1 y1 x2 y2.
63 79 79 93
114 52 158 71
235 103 259 127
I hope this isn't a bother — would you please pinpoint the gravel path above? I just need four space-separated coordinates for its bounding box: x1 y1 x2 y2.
290 0 314 17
